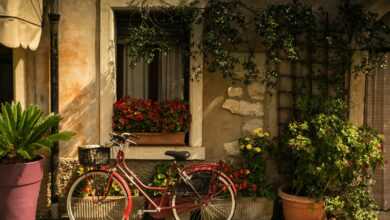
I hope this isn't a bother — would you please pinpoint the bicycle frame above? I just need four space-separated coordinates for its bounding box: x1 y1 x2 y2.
97 142 237 220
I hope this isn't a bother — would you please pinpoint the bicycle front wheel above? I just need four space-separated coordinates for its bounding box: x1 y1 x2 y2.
67 170 129 220
172 171 236 220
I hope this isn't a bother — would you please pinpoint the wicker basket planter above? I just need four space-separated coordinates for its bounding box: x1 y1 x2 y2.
233 197 274 220
70 196 127 219
70 196 145 220
134 132 185 146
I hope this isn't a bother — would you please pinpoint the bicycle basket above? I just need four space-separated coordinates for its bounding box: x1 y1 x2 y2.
78 145 110 166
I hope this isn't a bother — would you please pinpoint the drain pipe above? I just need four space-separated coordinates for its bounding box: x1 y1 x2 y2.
49 0 60 218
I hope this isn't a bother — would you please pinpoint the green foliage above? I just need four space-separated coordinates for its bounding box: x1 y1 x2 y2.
76 167 124 196
326 186 379 220
123 0 389 87
296 96 347 120
277 113 383 218
0 102 74 163
151 162 173 188
235 128 275 198
125 7 197 67
201 0 244 80
149 162 177 196
255 2 315 62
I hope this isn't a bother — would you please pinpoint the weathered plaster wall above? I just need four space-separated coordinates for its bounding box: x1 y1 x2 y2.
203 53 270 162
58 0 99 158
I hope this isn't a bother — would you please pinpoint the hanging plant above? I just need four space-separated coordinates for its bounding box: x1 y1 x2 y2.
201 0 245 80
125 6 197 67
123 0 389 88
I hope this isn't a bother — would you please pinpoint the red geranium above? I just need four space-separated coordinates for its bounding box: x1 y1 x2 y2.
113 97 191 133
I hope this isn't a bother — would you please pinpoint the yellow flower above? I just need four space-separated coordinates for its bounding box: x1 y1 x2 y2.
245 137 251 141
246 144 253 150
254 147 262 153
240 145 245 149
253 128 263 134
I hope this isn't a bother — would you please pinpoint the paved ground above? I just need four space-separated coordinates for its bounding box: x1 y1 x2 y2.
380 211 390 220
38 210 390 220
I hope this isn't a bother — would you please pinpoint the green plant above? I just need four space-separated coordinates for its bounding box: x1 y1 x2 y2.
123 1 389 87
125 7 197 67
149 162 177 196
326 185 379 220
76 166 124 196
277 113 383 218
0 102 74 163
234 128 275 198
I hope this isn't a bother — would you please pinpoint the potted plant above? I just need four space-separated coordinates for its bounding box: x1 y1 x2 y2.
0 102 73 220
224 128 275 220
276 113 383 220
113 97 191 145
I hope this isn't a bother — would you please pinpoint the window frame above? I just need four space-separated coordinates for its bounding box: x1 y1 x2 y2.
99 0 205 160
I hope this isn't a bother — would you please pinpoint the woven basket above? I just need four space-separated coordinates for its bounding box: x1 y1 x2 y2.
71 196 126 220
78 145 110 166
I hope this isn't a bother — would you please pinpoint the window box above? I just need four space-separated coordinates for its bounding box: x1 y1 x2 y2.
134 132 185 146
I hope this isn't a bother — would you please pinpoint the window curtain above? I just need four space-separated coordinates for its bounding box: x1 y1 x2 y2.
122 54 149 99
122 47 184 101
158 47 184 101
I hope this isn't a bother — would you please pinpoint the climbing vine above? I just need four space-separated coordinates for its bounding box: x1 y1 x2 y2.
123 0 389 90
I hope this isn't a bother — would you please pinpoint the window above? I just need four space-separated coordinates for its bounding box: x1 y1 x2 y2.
0 45 13 105
114 10 190 102
99 1 204 157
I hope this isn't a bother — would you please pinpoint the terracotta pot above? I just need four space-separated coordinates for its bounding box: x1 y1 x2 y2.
0 157 45 220
134 132 185 146
278 187 325 220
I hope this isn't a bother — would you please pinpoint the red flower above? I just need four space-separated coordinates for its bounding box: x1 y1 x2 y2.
241 180 248 190
112 97 190 133
134 112 144 121
252 184 257 192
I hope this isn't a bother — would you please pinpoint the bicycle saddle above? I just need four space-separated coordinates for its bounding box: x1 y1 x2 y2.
165 151 191 161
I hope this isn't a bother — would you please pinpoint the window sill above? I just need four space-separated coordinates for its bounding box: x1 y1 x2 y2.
111 146 205 160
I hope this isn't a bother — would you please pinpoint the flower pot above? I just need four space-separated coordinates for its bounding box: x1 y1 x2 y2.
278 187 325 220
0 157 45 220
134 132 185 146
233 197 274 220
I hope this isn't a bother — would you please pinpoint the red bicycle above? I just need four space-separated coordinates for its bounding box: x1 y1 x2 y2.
66 133 237 220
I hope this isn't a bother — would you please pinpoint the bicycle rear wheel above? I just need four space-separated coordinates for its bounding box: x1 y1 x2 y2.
67 170 129 220
172 171 236 220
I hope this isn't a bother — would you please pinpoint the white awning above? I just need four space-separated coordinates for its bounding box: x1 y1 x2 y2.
0 0 43 50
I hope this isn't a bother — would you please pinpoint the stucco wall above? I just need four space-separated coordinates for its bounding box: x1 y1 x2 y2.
58 0 99 158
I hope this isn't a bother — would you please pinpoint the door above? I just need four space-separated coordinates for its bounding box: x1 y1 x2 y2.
0 44 13 105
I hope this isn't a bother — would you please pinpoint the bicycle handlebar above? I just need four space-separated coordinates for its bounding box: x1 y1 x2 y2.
110 132 138 145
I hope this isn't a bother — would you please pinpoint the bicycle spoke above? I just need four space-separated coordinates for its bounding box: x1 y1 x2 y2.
172 172 236 220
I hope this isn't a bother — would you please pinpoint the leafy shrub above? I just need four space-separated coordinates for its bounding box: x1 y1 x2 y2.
277 113 383 218
226 128 275 198
0 102 74 163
